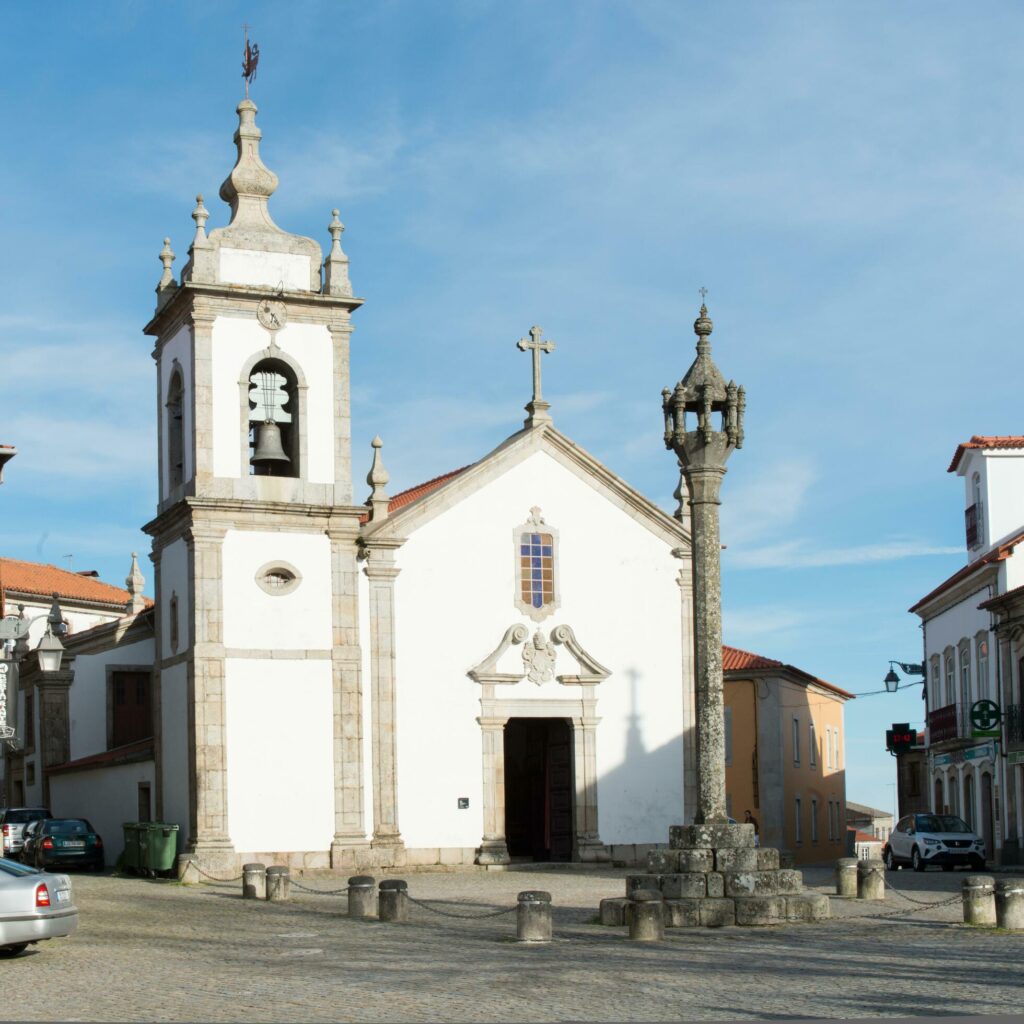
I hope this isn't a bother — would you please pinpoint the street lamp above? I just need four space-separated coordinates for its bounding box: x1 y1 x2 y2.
884 660 926 694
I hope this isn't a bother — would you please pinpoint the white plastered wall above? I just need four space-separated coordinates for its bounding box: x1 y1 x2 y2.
979 451 1024 551
210 317 334 483
49 760 156 865
218 249 310 292
377 449 684 852
224 658 334 852
159 322 194 495
67 637 155 760
221 530 332 651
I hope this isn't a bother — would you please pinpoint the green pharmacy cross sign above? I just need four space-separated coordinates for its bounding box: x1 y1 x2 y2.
970 699 1002 738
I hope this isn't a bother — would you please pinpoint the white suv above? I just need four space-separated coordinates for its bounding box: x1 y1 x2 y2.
884 813 985 872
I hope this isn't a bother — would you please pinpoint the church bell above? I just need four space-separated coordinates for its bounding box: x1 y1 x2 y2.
251 420 291 467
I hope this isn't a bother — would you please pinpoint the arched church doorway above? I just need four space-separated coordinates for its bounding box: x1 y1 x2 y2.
504 718 573 861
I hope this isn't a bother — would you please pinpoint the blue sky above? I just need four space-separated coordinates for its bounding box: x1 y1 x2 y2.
3 2 1022 817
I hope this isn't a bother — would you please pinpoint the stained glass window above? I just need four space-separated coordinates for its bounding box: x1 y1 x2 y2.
519 532 554 610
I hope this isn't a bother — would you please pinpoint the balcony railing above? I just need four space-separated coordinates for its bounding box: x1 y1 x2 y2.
965 503 982 549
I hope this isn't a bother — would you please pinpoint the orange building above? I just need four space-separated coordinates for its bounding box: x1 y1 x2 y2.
724 645 853 865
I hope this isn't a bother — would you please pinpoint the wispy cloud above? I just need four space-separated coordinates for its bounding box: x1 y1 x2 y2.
728 539 962 570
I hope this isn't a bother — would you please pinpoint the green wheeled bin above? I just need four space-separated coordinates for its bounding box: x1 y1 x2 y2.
140 822 180 876
121 822 143 874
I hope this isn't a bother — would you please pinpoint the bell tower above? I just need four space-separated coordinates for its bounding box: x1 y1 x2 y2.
143 96 368 876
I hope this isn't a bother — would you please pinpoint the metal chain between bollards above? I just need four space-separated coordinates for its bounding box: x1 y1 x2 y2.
189 863 246 884
881 872 965 906
405 894 518 919
288 880 351 896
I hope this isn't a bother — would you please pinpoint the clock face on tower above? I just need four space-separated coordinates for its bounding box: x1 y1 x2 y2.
257 299 288 331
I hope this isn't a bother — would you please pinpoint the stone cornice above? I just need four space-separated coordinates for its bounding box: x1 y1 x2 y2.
913 563 1000 621
145 280 363 338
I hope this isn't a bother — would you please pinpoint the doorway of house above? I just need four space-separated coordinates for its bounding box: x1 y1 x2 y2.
981 771 994 860
504 718 573 861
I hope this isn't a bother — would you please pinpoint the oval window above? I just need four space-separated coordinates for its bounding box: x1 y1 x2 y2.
254 561 302 596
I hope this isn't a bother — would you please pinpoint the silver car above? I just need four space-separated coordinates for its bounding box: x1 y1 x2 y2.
0 858 78 957
1 808 51 859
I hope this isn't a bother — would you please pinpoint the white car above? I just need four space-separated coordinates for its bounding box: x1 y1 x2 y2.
0 858 78 957
884 813 985 872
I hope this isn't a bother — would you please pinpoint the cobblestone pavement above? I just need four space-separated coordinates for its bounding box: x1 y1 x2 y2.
3 865 1022 1021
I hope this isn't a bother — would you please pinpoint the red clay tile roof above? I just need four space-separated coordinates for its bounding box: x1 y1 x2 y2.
0 556 149 610
909 529 1024 614
47 738 153 775
851 829 882 844
722 644 853 698
948 435 1024 473
360 464 475 524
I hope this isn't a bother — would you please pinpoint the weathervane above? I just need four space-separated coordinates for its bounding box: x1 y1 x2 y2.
242 24 260 97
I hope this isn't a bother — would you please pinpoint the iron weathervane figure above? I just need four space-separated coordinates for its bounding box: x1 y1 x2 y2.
662 297 745 825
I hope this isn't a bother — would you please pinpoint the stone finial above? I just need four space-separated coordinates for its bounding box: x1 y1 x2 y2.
125 552 146 615
191 194 209 242
365 436 390 522
219 99 280 228
156 238 177 310
322 208 353 297
517 326 555 428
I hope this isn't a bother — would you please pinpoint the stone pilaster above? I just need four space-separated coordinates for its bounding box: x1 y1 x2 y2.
363 543 404 857
328 517 368 866
183 521 234 868
476 713 511 865
190 307 217 490
328 320 354 504
35 669 72 809
573 701 610 861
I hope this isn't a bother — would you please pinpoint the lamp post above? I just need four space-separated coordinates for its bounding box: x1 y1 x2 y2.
884 660 925 694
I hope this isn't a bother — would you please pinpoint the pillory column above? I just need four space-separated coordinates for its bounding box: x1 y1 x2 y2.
662 298 745 824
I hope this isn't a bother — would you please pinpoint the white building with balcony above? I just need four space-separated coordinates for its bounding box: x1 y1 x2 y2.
910 435 1024 864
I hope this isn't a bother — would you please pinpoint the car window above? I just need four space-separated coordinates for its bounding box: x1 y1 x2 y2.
2 808 51 824
935 815 972 833
0 858 42 876
896 816 911 833
49 819 91 835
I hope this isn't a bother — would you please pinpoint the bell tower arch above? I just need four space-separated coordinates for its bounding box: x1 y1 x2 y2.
143 97 368 877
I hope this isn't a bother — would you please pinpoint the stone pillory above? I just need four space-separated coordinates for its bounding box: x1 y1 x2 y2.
662 299 745 825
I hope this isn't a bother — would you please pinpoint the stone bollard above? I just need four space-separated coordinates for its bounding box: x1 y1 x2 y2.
347 875 376 919
628 888 665 941
856 859 885 901
242 862 266 900
516 890 552 943
835 858 859 898
378 880 409 923
962 875 996 926
995 879 1024 930
266 866 290 903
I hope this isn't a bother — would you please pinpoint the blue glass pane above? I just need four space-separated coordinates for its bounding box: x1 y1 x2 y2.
532 593 543 608
532 569 542 580
531 534 541 544
520 546 530 556
542 547 552 557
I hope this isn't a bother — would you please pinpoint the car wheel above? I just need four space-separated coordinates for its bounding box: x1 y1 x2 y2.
942 864 954 872
912 847 925 872
884 847 896 871
970 855 985 871
0 944 28 958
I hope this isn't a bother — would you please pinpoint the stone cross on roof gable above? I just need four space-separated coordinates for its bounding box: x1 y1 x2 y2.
517 325 555 428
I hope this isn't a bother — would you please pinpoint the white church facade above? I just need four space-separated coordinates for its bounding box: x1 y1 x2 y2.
33 95 703 875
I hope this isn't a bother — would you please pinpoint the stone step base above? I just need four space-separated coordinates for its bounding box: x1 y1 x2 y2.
626 868 804 899
599 891 830 928
648 845 794 873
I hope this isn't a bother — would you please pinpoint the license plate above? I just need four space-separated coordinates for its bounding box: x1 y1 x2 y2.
55 890 70 902
65 841 85 848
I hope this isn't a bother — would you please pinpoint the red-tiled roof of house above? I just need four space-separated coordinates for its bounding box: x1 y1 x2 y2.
850 828 882 844
948 435 1024 473
359 464 476 524
909 530 1024 614
722 644 854 699
47 738 153 775
0 556 150 609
